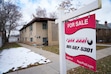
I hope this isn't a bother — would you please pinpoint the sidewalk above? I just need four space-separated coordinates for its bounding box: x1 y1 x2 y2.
8 43 111 74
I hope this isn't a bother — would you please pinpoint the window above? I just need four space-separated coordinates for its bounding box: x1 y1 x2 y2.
43 37 47 42
30 38 33 42
42 22 47 29
29 25 33 31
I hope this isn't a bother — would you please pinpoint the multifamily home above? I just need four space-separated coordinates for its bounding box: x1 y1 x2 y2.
96 21 111 43
19 18 59 46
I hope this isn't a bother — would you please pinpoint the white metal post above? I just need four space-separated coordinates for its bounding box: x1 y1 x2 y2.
58 8 66 74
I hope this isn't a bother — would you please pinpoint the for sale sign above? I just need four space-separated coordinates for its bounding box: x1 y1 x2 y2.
65 14 96 71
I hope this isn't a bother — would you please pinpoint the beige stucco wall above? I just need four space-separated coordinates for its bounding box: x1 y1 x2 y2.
48 21 59 46
35 22 48 45
20 25 30 43
20 20 59 46
20 29 25 42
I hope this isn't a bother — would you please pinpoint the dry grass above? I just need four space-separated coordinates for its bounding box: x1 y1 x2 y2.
0 42 21 50
6 62 41 74
96 46 109 50
42 45 109 54
42 45 59 54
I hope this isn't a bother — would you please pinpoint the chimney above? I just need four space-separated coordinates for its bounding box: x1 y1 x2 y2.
105 21 107 26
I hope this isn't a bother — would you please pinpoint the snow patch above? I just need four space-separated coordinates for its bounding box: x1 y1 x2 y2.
0 47 51 74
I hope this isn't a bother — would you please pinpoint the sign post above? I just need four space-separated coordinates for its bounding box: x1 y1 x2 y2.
58 8 66 74
56 0 101 74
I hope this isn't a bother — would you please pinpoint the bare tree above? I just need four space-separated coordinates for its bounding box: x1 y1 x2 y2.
36 6 47 18
59 0 76 13
49 12 57 18
0 1 22 42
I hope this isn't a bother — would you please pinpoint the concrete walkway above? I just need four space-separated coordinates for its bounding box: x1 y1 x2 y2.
8 43 111 74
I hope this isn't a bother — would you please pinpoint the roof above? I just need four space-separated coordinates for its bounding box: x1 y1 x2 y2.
20 17 55 31
96 24 111 29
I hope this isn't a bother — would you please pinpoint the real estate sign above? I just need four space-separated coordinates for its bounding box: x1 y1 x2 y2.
65 14 96 71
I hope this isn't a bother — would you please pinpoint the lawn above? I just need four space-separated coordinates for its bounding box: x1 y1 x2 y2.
96 46 109 50
42 45 109 54
67 55 111 74
0 42 21 50
42 45 59 54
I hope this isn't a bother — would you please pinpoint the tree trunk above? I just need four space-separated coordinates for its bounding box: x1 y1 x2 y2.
2 30 7 44
7 29 11 43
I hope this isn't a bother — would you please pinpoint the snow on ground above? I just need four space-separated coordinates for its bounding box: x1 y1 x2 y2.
0 47 51 74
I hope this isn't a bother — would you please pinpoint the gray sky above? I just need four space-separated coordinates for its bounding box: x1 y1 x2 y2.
4 0 111 34
13 0 111 24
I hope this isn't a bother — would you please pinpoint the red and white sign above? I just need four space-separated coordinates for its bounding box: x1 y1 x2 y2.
65 14 96 71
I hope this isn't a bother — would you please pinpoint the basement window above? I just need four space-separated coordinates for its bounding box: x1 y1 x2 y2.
30 38 33 42
43 37 47 42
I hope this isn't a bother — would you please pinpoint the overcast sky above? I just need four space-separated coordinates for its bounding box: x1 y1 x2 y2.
4 0 111 34
9 0 111 24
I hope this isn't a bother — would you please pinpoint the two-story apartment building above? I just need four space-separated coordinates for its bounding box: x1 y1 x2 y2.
19 17 59 46
20 18 111 46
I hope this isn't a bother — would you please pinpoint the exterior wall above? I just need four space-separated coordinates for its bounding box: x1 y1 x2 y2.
20 20 59 46
48 21 59 46
96 29 111 42
25 26 30 42
20 28 26 43
20 24 31 44
29 22 37 44
20 22 48 45
35 22 48 45
20 23 37 45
